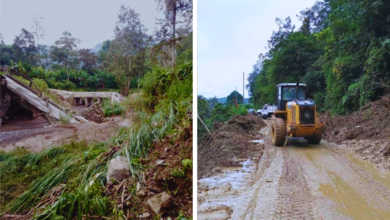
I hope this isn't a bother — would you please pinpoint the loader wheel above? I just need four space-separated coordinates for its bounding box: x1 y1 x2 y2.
307 132 322 144
271 118 286 146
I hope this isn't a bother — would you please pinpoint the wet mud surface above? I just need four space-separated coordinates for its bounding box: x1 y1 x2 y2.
0 121 121 152
198 115 266 178
198 120 390 220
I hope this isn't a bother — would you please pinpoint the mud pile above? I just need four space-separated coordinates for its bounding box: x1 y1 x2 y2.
320 96 390 169
198 114 266 178
320 96 390 144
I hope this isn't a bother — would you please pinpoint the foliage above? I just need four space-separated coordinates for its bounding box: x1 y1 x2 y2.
0 7 193 218
105 6 149 96
198 93 251 139
59 112 71 124
50 31 81 82
226 90 244 105
141 62 193 120
247 0 390 114
154 0 193 68
102 100 126 117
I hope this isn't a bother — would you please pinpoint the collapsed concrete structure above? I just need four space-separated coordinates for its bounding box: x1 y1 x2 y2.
0 76 11 125
0 74 80 125
48 89 125 108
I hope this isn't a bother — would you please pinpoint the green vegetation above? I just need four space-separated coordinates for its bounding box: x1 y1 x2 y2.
198 93 251 139
10 61 118 92
58 112 71 124
247 0 390 115
13 75 62 105
0 62 192 219
102 101 126 117
0 1 193 218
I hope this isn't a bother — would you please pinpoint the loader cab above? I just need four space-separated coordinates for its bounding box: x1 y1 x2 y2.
276 83 307 111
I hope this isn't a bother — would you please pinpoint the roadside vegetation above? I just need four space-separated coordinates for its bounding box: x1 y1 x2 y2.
0 0 193 219
246 0 390 115
198 91 254 139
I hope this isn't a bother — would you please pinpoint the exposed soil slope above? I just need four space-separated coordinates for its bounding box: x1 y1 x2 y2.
320 96 390 143
198 115 266 178
319 96 390 170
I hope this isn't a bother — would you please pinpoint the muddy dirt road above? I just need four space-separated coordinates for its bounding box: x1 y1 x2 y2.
198 121 390 220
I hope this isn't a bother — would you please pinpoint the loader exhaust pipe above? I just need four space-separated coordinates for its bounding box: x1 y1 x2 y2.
296 82 299 100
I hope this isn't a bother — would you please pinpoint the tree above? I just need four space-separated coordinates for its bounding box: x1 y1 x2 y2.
79 49 97 73
155 0 193 68
97 40 111 68
226 91 243 105
246 54 263 106
106 6 148 96
198 95 210 120
247 0 390 115
13 28 37 64
0 33 4 44
50 31 80 82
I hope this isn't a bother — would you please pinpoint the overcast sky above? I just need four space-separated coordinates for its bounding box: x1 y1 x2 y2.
198 0 318 98
0 0 162 49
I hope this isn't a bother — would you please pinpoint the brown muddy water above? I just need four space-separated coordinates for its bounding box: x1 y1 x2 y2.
198 122 390 220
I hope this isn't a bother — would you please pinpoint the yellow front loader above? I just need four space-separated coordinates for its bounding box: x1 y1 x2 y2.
271 83 324 146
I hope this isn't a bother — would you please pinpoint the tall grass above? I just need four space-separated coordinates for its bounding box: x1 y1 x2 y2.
102 100 126 117
59 112 71 125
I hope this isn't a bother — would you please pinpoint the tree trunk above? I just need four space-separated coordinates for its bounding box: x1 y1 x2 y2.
171 2 177 69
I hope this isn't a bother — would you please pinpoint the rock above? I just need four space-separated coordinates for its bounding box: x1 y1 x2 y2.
137 190 145 197
136 182 141 191
146 191 171 215
155 159 165 166
136 182 146 197
106 156 130 185
141 212 151 218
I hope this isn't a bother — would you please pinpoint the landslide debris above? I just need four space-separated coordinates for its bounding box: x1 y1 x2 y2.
198 114 266 178
119 124 193 219
320 96 390 143
319 96 390 169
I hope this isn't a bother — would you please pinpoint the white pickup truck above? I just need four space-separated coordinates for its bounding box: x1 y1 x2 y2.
256 104 277 119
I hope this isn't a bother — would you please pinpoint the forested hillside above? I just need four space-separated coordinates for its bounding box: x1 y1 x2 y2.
247 0 390 114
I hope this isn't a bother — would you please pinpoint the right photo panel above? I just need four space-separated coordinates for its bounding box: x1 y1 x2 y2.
197 0 390 219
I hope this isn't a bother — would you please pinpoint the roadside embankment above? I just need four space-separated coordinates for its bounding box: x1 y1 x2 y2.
198 114 267 178
320 96 390 170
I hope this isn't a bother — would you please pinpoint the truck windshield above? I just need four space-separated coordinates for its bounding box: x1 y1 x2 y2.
282 87 306 100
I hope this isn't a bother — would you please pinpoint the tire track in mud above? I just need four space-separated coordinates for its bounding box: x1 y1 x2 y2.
274 148 315 220
198 120 390 220
239 145 279 220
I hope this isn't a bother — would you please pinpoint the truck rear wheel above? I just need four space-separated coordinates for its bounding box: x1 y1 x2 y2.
272 118 286 146
307 132 322 144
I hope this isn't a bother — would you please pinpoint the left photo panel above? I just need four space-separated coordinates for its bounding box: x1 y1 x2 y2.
0 0 193 219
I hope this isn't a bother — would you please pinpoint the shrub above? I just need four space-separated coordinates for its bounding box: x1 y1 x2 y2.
102 100 125 117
